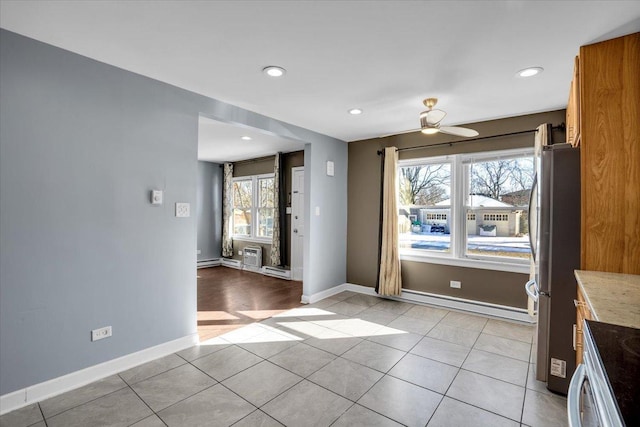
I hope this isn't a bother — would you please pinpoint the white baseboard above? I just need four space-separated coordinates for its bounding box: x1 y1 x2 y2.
301 283 350 304
304 282 533 323
261 266 291 280
0 334 198 415
221 258 242 269
197 258 221 268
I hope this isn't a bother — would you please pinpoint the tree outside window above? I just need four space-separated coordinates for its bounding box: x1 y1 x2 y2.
257 177 274 237
233 180 252 236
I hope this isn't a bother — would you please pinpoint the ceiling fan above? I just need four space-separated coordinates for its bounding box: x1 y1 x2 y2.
418 98 479 137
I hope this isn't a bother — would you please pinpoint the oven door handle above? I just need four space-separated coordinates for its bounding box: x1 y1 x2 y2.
568 363 586 427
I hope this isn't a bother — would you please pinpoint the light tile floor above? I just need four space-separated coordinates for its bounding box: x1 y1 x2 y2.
1 292 569 427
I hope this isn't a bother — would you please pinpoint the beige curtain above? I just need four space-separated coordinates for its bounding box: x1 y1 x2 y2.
378 146 402 296
221 162 234 258
270 154 281 265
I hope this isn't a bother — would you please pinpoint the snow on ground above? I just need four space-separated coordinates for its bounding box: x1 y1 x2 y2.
400 233 531 253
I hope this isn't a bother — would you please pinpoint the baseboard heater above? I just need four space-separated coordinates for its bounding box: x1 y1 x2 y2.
197 258 221 269
261 266 291 280
221 258 242 269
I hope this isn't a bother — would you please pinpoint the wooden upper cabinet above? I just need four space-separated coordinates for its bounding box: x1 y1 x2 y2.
579 32 640 274
566 56 580 147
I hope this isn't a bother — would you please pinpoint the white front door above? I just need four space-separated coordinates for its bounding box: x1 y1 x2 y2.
291 167 304 281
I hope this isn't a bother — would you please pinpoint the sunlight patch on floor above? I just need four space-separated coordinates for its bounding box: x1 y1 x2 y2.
273 307 335 317
197 311 240 321
237 309 289 319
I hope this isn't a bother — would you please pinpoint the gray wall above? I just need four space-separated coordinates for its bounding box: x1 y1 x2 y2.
197 161 222 261
304 141 348 297
0 29 347 395
347 110 566 308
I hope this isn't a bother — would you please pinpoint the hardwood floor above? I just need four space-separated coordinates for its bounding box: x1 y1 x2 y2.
197 266 303 342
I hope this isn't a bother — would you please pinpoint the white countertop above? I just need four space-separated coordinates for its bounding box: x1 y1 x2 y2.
575 270 640 329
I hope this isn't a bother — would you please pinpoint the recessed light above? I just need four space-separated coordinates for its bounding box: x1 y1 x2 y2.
263 66 286 77
517 67 544 78
241 136 252 141
348 108 363 115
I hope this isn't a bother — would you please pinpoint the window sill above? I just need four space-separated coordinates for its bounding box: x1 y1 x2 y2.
399 251 530 274
233 236 272 245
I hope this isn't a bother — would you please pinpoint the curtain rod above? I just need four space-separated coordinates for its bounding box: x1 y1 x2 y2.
376 123 565 155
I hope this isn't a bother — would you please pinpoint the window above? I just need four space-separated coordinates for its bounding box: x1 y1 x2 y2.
233 179 252 236
398 160 451 253
483 214 509 221
257 177 274 238
398 148 534 271
232 174 275 241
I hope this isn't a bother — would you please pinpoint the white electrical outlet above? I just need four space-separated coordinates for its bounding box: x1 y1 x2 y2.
91 326 112 342
175 202 190 217
238 250 243 255
450 280 461 289
197 249 202 255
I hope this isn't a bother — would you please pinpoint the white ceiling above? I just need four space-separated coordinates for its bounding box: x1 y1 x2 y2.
2 1 639 161
198 117 305 163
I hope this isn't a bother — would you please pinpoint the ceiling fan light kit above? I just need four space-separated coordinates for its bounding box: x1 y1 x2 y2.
417 97 479 137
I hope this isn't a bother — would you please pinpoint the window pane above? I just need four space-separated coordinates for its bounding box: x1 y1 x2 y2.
233 180 252 236
398 163 451 253
233 208 252 236
258 178 274 208
466 156 534 260
233 180 252 208
257 207 274 237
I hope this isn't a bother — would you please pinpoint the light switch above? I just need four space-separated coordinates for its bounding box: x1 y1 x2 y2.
326 161 334 176
315 206 320 216
286 207 292 214
151 190 163 205
176 202 190 217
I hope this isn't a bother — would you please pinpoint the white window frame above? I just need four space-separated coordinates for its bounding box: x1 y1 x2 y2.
232 173 275 244
399 148 533 274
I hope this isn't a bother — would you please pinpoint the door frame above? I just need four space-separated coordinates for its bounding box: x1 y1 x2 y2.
290 166 304 281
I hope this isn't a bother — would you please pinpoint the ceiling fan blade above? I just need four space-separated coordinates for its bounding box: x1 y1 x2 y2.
424 109 446 125
378 128 421 138
439 126 479 138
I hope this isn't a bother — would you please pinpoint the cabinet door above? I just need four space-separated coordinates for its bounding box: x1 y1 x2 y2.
566 56 580 147
574 288 592 365
580 33 640 274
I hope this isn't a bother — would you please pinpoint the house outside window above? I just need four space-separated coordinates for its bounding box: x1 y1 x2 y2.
232 174 274 241
398 148 534 272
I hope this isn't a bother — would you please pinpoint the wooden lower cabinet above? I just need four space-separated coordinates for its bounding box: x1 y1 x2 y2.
575 287 593 365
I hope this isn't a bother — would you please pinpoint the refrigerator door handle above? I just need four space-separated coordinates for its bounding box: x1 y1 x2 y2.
525 279 538 302
528 174 538 260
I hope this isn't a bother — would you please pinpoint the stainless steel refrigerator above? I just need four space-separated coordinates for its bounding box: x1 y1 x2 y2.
525 142 581 395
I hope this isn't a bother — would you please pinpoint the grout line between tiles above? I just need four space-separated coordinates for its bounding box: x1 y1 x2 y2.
39 384 130 422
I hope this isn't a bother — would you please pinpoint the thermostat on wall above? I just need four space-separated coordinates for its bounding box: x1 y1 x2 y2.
151 190 163 205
